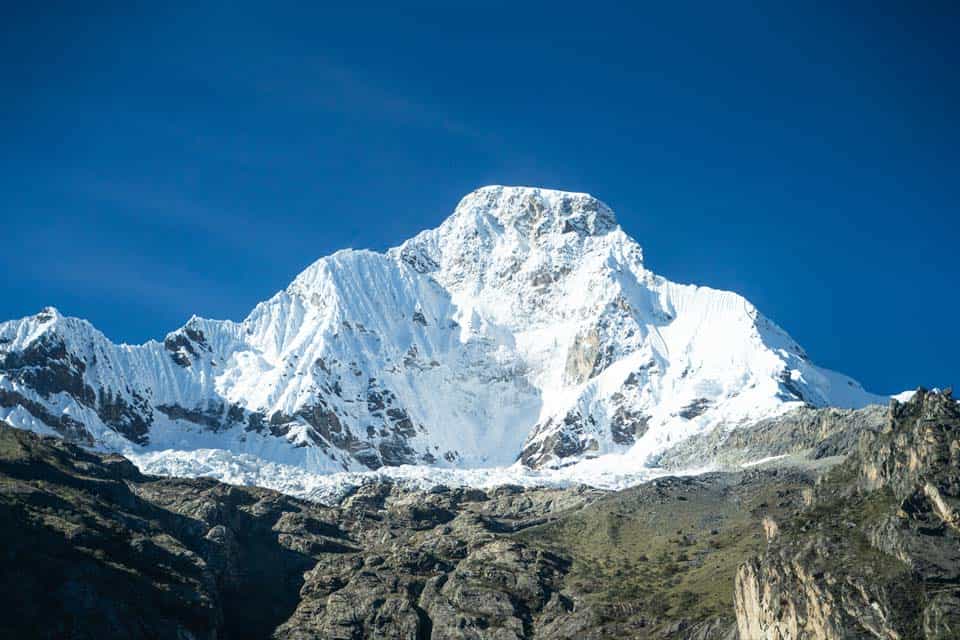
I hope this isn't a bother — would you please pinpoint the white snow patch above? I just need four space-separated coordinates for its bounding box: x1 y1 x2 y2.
892 389 918 403
128 447 712 505
740 454 788 468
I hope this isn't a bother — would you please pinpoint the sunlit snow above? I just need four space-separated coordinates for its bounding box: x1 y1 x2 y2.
1 186 888 500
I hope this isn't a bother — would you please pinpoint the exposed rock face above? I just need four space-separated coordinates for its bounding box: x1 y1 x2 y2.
564 328 601 385
734 389 960 639
654 403 888 471
0 424 331 639
247 482 612 640
857 389 960 500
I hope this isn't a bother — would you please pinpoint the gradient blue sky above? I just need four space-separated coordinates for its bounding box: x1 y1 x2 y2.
2 2 957 394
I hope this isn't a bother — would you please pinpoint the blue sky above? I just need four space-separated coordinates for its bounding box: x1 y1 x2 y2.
2 2 957 394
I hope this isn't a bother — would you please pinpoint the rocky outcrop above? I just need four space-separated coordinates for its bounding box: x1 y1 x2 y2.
163 325 211 367
734 543 920 639
654 403 887 471
0 422 345 640
564 328 601 385
1 332 94 402
735 389 960 639
0 387 94 444
520 410 600 467
857 388 960 499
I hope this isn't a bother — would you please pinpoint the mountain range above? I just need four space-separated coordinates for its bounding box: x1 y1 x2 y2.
0 186 886 493
6 185 958 640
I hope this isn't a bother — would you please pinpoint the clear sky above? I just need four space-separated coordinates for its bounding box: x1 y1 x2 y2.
2 3 957 394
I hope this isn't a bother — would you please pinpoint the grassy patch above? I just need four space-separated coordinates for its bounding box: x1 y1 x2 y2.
517 472 811 625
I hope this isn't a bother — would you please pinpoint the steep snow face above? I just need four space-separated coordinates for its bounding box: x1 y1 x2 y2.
0 186 885 485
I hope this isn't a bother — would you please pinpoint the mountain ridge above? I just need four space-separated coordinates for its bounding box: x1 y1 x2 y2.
0 186 885 489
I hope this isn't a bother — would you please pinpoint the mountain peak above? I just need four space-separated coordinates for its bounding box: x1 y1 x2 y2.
36 306 62 321
390 185 628 281
451 185 618 238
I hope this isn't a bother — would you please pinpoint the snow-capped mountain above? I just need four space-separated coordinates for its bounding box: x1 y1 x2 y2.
0 186 885 483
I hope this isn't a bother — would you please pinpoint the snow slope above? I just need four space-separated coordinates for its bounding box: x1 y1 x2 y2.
0 186 886 496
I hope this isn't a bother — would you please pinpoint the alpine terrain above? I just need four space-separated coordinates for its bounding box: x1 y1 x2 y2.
2 186 955 640
0 186 885 497
3 389 957 638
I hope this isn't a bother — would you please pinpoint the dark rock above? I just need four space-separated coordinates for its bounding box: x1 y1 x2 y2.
519 411 599 468
0 425 325 640
97 388 152 443
157 401 230 432
163 326 211 367
0 389 94 444
678 398 711 420
1 335 93 401
610 406 649 445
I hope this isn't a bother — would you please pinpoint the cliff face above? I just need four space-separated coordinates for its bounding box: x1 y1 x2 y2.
735 389 960 639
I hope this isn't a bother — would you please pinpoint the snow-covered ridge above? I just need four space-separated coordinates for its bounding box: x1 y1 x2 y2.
0 185 886 495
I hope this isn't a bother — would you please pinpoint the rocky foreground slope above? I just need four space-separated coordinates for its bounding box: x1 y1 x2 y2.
2 389 955 639
0 186 883 487
735 387 960 639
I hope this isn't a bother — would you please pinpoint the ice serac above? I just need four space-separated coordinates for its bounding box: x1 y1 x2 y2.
0 186 886 480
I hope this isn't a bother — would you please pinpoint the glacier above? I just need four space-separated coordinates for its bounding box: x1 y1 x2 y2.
0 185 887 500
